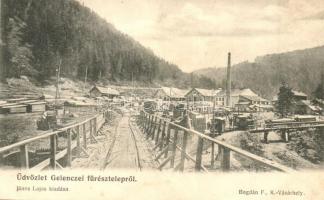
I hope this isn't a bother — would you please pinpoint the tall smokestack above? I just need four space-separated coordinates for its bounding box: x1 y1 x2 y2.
226 52 231 107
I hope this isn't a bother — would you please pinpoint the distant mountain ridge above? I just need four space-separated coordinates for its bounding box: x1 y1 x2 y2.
193 45 324 99
0 0 215 89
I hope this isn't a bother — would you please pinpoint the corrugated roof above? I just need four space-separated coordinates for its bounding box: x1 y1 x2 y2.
192 88 221 97
240 95 268 102
92 86 120 95
232 88 258 96
159 87 188 98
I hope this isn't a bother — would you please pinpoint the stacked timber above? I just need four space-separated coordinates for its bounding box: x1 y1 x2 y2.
1 104 28 114
0 99 47 114
25 101 46 113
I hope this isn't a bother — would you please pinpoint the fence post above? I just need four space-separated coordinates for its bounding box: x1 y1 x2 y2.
264 131 269 143
211 142 215 168
140 112 144 129
164 125 171 158
76 125 81 157
281 130 286 142
220 146 230 171
94 117 97 136
285 130 290 142
195 137 204 171
155 119 162 145
83 123 87 149
145 115 150 133
50 134 57 169
143 113 147 129
66 129 72 168
170 128 178 168
159 121 167 150
179 130 189 172
143 113 147 130
146 116 152 139
19 145 29 169
151 116 157 140
90 119 95 143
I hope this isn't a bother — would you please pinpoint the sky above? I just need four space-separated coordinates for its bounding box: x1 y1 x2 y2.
79 0 324 72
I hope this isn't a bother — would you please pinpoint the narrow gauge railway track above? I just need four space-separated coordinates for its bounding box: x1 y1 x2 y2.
102 112 142 171
128 114 142 171
101 116 120 170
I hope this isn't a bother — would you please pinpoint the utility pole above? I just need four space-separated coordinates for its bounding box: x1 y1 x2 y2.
210 59 217 169
169 87 171 107
226 52 231 107
55 59 62 105
84 65 88 91
132 71 134 108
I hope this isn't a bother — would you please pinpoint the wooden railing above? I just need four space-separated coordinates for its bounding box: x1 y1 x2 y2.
0 109 113 170
138 111 295 173
265 121 324 129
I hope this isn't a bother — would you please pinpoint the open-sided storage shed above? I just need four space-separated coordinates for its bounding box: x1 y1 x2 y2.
25 101 46 113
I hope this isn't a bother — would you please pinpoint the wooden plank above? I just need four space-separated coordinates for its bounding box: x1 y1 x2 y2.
164 125 171 158
174 144 209 172
94 118 97 136
159 121 167 150
155 145 170 161
76 125 81 157
151 116 157 140
155 119 162 145
19 145 29 169
50 135 57 169
179 131 189 172
195 137 204 171
32 142 77 170
66 130 72 167
263 131 269 143
220 146 230 172
83 123 87 149
158 156 172 170
56 161 64 169
90 120 93 143
145 115 150 133
146 116 152 139
211 143 215 168
170 128 178 168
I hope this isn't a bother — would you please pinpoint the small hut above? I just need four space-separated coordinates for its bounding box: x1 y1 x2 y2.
2 104 27 114
89 86 120 99
25 101 46 113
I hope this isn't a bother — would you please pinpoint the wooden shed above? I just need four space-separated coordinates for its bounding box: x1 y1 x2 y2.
154 87 188 101
89 86 120 99
25 101 46 113
185 88 221 102
2 104 27 114
0 103 18 114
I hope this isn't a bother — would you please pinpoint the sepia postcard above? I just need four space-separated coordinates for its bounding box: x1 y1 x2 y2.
0 0 324 199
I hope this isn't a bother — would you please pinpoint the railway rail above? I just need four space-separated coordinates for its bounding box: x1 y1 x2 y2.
102 112 142 171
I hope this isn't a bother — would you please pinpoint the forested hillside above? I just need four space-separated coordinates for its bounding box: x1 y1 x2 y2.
194 46 324 98
0 0 214 89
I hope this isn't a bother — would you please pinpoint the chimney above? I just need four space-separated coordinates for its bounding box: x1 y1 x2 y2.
226 52 231 107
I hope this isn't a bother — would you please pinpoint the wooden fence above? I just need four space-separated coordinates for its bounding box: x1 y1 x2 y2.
0 109 113 170
138 111 295 173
